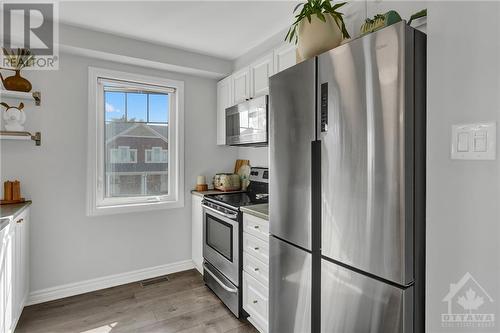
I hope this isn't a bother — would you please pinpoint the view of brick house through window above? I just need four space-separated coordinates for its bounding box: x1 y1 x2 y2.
104 89 169 197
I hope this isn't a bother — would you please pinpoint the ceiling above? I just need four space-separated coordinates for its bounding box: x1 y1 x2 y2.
59 1 298 60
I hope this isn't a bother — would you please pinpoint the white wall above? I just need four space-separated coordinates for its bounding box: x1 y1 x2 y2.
59 23 233 79
0 52 237 293
238 147 269 168
426 2 500 332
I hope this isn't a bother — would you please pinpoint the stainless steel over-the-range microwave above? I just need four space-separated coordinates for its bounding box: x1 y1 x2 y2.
225 95 268 146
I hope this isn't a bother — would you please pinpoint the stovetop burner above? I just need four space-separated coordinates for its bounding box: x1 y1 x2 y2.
207 192 268 209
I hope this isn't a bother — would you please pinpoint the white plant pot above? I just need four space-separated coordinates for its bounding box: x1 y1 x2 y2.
297 14 343 60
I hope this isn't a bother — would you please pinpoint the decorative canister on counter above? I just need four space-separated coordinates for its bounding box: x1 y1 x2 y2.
1 180 25 204
195 175 208 192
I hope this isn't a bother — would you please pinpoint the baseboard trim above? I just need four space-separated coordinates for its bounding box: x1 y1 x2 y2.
27 259 194 306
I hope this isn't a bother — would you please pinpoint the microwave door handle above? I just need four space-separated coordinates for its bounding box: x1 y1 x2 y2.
202 204 238 220
203 263 238 293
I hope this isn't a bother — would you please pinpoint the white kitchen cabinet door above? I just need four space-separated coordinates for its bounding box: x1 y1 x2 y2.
232 67 251 104
0 225 14 333
191 194 204 274
250 53 274 98
274 43 297 73
216 76 233 145
243 272 269 333
13 209 29 318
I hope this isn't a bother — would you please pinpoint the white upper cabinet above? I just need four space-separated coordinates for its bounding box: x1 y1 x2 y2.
273 44 296 73
216 44 296 145
216 76 233 145
250 53 274 98
232 67 251 104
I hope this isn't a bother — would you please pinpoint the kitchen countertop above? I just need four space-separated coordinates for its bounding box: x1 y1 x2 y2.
191 189 244 197
0 201 32 231
191 189 225 197
241 203 269 220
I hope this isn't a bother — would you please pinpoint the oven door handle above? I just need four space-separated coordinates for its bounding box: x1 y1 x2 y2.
203 263 238 293
202 204 238 220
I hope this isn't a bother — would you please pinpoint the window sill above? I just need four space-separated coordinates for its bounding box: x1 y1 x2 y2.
87 199 184 216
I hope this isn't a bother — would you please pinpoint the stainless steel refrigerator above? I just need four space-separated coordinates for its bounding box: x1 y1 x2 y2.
269 22 426 333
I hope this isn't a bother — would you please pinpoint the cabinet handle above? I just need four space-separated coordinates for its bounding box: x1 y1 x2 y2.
254 267 260 272
254 247 259 251
16 218 23 224
253 300 258 304
254 225 259 229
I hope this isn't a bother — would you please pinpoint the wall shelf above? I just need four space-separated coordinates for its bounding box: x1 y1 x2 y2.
0 131 41 146
0 90 41 106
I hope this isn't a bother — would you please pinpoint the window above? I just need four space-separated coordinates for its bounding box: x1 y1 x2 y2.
109 146 137 163
145 147 168 163
87 68 184 215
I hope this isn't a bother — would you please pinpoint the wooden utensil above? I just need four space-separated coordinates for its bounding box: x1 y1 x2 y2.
234 159 250 174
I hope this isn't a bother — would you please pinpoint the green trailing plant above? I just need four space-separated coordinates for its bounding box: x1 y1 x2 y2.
285 0 350 44
361 11 402 35
408 9 427 26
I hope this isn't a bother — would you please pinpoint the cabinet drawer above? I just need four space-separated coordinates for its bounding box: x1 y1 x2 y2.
243 251 269 286
243 272 268 332
243 233 269 264
243 213 269 242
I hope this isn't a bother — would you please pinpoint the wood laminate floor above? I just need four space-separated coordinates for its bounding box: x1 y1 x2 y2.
16 269 258 333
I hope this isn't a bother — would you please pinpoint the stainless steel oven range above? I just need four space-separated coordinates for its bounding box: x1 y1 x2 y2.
202 167 269 318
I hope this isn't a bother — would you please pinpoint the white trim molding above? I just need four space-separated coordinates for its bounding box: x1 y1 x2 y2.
27 260 195 306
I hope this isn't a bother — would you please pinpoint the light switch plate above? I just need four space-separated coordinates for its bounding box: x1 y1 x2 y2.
451 122 496 160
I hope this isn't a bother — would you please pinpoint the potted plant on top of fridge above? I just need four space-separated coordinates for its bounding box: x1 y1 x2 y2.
286 0 350 61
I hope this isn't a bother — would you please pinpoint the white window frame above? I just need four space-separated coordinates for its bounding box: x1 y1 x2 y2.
87 67 184 216
145 147 168 163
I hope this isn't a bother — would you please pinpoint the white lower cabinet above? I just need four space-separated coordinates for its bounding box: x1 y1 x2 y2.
243 272 269 333
242 212 269 333
0 207 30 333
191 194 203 274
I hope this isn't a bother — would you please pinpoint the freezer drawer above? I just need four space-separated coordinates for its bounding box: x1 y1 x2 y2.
321 258 413 333
319 22 418 285
269 58 316 250
269 236 311 333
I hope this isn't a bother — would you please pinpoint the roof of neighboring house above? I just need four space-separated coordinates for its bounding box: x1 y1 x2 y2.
105 122 168 143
